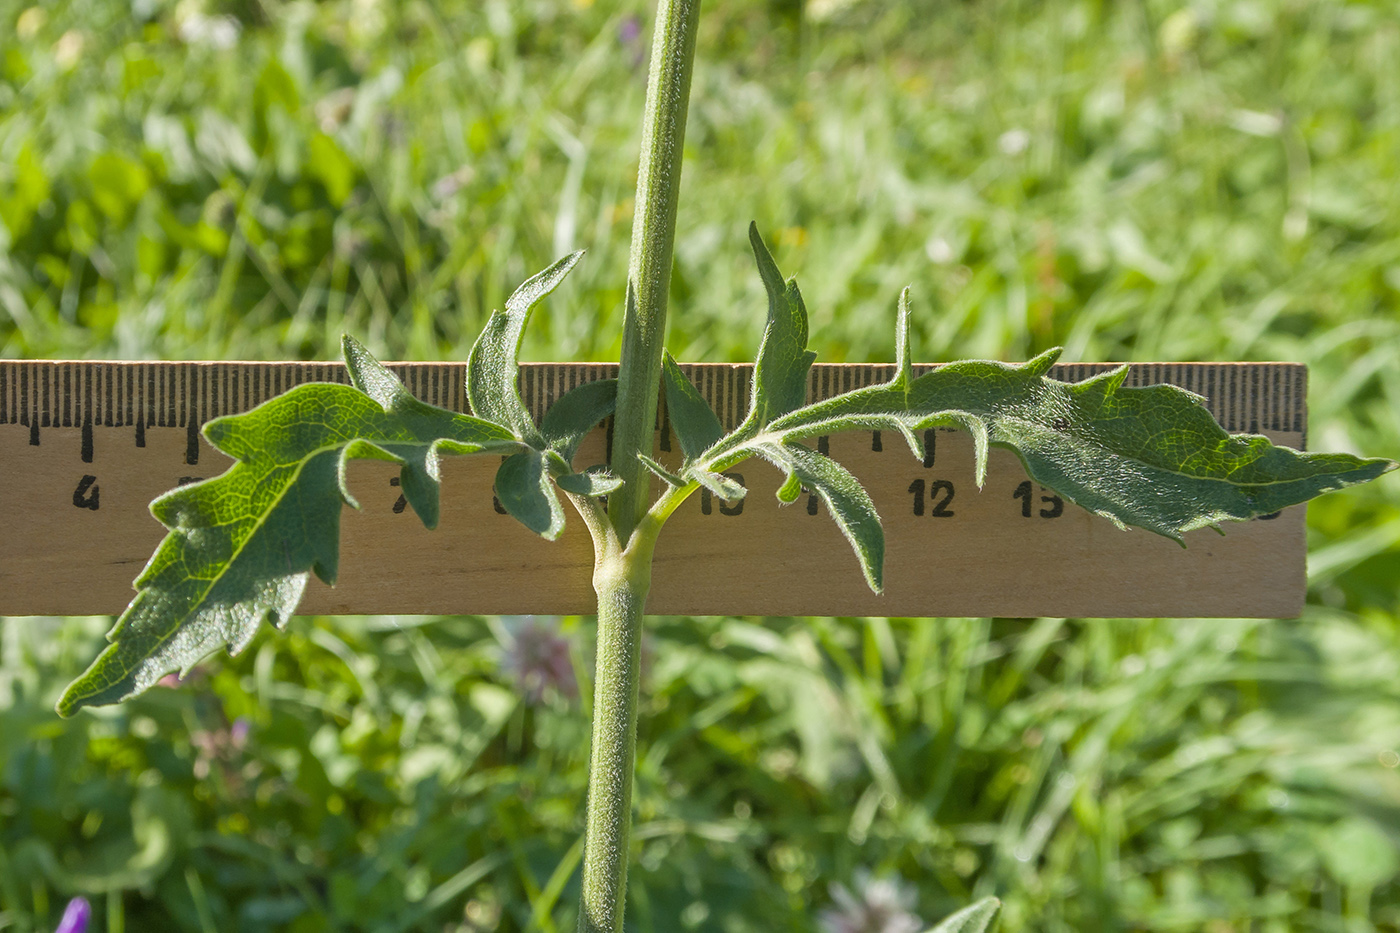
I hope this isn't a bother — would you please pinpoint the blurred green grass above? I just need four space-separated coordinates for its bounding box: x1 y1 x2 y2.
2 0 1400 930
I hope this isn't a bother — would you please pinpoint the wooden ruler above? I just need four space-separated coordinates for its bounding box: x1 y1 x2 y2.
0 360 1308 619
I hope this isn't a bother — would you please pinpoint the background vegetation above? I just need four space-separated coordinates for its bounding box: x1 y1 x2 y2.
3 0 1399 930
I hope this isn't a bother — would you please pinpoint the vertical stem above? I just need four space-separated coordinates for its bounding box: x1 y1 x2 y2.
579 3 701 929
608 0 703 544
579 548 652 933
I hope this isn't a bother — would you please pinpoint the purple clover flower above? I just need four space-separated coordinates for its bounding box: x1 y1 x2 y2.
499 617 578 705
618 16 644 68
190 716 253 781
54 897 91 933
229 717 251 749
818 871 923 933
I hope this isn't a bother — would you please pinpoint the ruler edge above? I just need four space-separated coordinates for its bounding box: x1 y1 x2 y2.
1 359 1310 442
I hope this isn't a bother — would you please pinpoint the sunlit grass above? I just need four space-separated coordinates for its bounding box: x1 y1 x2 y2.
1 0 1398 930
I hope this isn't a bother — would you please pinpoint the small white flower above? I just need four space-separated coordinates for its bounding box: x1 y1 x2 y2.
432 166 475 202
997 128 1030 156
316 87 357 133
807 0 861 23
53 30 85 70
17 7 46 41
178 12 240 50
818 870 923 933
924 236 954 264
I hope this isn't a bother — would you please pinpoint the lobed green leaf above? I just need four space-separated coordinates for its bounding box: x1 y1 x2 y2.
755 442 884 592
556 467 623 497
662 351 724 461
925 897 1001 933
638 453 686 487
540 378 618 461
461 253 621 528
770 348 1394 540
57 343 520 716
494 450 567 539
694 470 747 503
466 251 584 445
655 236 1396 595
734 223 817 438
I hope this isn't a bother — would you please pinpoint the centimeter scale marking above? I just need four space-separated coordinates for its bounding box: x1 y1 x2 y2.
1 360 1308 618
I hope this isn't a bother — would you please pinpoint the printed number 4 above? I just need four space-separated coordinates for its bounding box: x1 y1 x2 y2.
72 475 99 511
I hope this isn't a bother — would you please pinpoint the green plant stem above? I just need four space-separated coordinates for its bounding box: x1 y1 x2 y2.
580 3 701 928
578 543 653 933
607 0 703 545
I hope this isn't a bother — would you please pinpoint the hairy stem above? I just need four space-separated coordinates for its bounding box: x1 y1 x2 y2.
607 0 702 545
578 546 652 933
579 3 702 928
